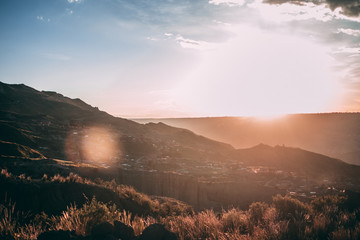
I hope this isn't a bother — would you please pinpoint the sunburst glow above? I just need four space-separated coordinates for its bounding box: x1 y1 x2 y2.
176 26 341 117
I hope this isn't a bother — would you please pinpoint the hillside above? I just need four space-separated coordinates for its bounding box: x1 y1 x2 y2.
0 82 233 163
1 81 360 211
134 115 360 165
2 168 360 240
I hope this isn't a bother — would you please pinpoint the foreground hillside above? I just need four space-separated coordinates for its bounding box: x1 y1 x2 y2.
1 169 360 239
135 114 360 165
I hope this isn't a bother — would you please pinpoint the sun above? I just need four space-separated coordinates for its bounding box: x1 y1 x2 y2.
176 26 341 117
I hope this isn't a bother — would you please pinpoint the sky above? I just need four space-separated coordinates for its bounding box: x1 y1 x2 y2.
1 0 360 118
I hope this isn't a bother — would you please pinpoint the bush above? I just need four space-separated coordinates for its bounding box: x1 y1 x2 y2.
272 195 310 222
221 208 249 234
248 202 269 226
1 171 359 240
53 196 121 235
167 210 222 240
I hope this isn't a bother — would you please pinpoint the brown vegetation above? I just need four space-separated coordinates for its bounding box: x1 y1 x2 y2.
1 171 359 240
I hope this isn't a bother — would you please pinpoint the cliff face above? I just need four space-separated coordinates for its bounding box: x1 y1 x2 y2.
117 169 283 210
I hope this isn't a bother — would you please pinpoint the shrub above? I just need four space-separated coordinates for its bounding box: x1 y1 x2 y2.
166 210 222 240
272 195 311 239
221 208 249 234
248 202 269 226
53 196 121 235
272 195 310 222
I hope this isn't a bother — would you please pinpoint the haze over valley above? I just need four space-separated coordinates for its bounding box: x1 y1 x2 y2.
135 114 360 166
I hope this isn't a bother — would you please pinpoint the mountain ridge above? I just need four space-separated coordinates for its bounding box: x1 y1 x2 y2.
134 114 360 165
1 81 360 207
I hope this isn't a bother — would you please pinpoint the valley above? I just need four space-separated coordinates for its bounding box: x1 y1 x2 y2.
1 82 359 212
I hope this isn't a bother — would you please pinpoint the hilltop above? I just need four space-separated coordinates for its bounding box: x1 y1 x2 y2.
135 114 360 165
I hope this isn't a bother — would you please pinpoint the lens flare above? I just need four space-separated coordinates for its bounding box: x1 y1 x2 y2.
65 126 120 165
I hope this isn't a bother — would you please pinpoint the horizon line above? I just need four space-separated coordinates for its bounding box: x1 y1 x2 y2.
124 111 360 120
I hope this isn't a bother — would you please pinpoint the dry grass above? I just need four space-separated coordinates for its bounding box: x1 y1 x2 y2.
1 170 360 240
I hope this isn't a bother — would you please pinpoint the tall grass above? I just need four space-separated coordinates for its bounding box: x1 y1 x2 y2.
165 195 360 240
0 200 17 238
1 195 360 240
1 170 360 240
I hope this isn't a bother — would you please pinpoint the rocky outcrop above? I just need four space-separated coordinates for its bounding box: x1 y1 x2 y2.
138 224 177 240
113 220 135 240
91 222 115 239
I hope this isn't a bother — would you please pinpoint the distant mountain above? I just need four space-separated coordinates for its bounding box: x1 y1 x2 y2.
236 144 358 180
1 81 360 210
134 115 360 165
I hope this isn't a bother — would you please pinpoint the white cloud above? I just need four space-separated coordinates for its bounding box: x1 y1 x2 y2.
36 16 50 22
209 0 246 6
333 47 360 54
146 36 159 41
248 0 360 23
175 35 216 50
68 0 81 3
248 1 337 22
213 19 231 26
66 8 74 15
337 28 360 36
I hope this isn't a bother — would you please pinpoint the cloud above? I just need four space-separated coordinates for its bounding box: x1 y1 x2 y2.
249 1 338 22
66 8 74 15
209 0 246 6
333 47 360 54
146 36 159 41
248 0 360 23
326 0 360 17
68 0 82 3
337 28 360 36
36 16 51 22
175 35 216 50
263 0 360 17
